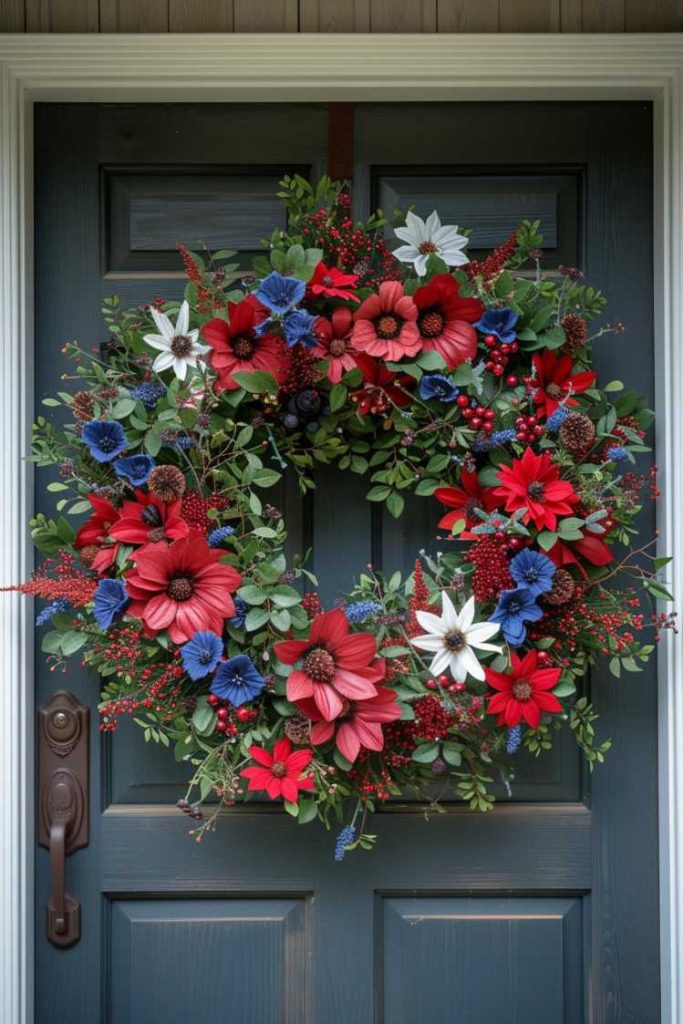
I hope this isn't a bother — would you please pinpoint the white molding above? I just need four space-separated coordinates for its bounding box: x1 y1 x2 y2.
0 31 682 1023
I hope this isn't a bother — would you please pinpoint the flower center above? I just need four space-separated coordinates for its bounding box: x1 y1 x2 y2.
527 481 545 501
512 680 533 701
141 504 163 527
375 314 401 340
232 335 255 359
303 646 336 684
170 334 193 358
507 597 523 614
96 434 118 453
198 648 215 666
166 573 194 602
523 567 540 583
328 338 347 357
271 761 287 778
418 241 438 255
546 382 563 398
322 275 334 286
444 629 467 652
418 310 445 338
147 527 166 543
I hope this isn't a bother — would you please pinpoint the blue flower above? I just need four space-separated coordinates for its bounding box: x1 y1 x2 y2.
509 548 556 597
36 598 70 627
114 454 156 486
506 724 522 755
82 420 127 463
93 578 129 630
418 374 459 403
208 525 235 548
345 600 382 624
229 596 248 629
282 309 318 348
181 631 224 681
546 406 569 432
210 654 266 707
607 445 629 463
334 824 357 862
490 587 543 646
255 272 306 314
130 381 165 411
474 308 519 345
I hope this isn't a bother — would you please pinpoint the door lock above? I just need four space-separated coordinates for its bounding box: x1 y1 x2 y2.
38 691 89 948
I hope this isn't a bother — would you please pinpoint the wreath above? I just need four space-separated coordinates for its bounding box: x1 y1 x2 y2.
11 175 675 859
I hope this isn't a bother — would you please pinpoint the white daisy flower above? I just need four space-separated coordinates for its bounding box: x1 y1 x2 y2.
143 300 209 382
411 593 502 682
393 210 470 277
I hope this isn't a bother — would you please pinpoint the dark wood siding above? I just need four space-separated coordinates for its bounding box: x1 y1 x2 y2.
2 0 682 33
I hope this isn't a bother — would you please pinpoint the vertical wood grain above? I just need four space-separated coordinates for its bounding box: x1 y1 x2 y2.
499 0 561 31
370 0 437 31
233 0 298 30
26 0 99 31
579 0 625 30
169 0 233 30
437 0 499 31
0 0 25 30
299 0 370 30
625 0 683 30
100 0 169 31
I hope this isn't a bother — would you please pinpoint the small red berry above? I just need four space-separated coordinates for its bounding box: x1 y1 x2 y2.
506 375 518 387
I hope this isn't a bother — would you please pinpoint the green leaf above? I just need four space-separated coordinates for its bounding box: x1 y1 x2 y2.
144 431 162 457
451 363 474 386
283 800 300 817
192 697 216 737
441 741 463 767
41 631 64 654
297 799 318 825
245 607 270 631
366 485 391 502
537 530 558 552
252 469 281 488
411 742 440 764
112 398 136 418
552 681 576 698
604 380 624 392
270 608 292 632
416 350 447 371
238 584 268 605
386 491 405 519
270 585 301 608
415 478 439 496
60 631 87 656
231 370 279 394
329 383 348 413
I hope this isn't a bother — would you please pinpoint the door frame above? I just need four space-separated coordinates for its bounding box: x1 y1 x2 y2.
1 32 681 1023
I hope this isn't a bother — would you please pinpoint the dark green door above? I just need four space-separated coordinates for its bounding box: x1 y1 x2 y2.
34 101 657 1023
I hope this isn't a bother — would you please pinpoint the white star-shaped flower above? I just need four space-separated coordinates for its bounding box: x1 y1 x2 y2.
411 593 502 682
393 210 470 277
143 300 209 382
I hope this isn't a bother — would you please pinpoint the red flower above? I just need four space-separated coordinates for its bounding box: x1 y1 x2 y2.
548 533 613 578
350 353 413 416
295 687 401 764
312 307 357 384
494 448 578 531
486 649 563 729
531 350 597 417
308 261 359 302
240 738 314 803
203 295 289 392
435 469 499 531
352 281 420 361
413 273 483 369
109 491 188 547
75 493 121 573
124 531 242 644
274 608 385 721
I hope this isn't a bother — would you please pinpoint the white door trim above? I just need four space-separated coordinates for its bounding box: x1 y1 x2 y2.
1 32 681 1023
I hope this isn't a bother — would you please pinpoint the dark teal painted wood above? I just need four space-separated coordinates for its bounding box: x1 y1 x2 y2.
34 101 657 1023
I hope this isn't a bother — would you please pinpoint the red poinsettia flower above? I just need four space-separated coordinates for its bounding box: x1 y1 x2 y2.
531 350 597 417
486 649 563 729
308 261 360 302
413 273 484 369
240 738 315 803
435 469 499 531
295 687 401 764
124 531 242 644
274 608 386 721
494 448 578 531
203 295 289 392
312 308 357 384
109 490 188 548
74 493 121 573
548 533 613 578
352 281 421 361
350 353 413 416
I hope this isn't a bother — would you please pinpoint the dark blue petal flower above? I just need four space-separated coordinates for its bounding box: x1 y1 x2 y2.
418 374 459 403
82 420 128 463
474 308 519 345
181 630 224 681
228 597 248 629
282 309 318 348
210 654 266 707
93 578 129 630
509 548 556 597
490 587 543 646
255 272 306 314
114 454 156 486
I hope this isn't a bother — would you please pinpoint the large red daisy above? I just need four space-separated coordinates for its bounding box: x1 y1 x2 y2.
124 531 242 644
351 281 420 362
531 350 597 417
109 490 188 547
486 649 563 729
240 738 314 803
494 448 578 531
435 469 499 531
274 608 386 721
203 295 289 392
295 687 401 764
312 307 357 384
308 261 359 302
413 273 484 369
350 353 413 417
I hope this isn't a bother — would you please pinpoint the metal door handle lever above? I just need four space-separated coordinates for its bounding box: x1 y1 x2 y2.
45 772 82 943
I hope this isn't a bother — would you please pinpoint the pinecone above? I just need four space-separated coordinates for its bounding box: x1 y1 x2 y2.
73 390 95 422
284 713 311 745
558 412 596 458
148 465 186 502
561 313 588 355
544 567 575 605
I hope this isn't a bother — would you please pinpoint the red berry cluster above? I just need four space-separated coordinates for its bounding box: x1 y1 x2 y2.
514 412 545 444
466 230 518 285
299 202 400 289
465 535 514 603
457 397 497 434
482 334 519 379
181 490 230 533
6 551 97 607
207 692 258 735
